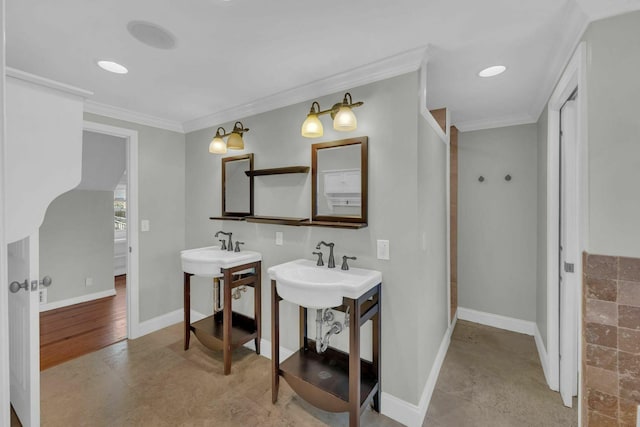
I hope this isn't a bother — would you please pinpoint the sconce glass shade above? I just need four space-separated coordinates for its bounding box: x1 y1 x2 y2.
301 113 323 138
209 135 227 154
333 106 357 131
226 132 244 150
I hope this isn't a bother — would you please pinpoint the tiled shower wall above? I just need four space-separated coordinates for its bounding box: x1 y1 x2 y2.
583 253 640 426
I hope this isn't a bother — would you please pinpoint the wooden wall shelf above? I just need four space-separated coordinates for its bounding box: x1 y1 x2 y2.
210 216 367 229
245 166 309 177
209 216 247 221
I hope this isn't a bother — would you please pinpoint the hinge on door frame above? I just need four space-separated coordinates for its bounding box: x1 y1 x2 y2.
564 262 575 273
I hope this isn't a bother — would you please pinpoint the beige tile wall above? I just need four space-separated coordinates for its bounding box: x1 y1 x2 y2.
583 253 640 427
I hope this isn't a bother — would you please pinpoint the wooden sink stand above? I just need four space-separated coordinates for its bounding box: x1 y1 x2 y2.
183 260 262 375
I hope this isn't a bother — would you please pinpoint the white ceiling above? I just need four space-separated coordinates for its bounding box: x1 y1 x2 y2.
6 0 640 132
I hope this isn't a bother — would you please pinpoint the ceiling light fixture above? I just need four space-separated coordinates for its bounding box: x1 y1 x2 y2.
301 92 363 138
127 21 177 50
478 65 506 78
97 60 128 74
209 121 250 154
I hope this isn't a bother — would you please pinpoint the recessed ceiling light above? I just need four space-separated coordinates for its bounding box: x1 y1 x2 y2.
97 60 128 74
478 65 506 78
127 21 177 50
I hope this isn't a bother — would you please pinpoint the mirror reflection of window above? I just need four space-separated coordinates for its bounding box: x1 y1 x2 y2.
114 175 126 238
316 144 361 217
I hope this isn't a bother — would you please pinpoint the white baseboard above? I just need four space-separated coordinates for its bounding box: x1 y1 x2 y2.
457 307 536 336
534 324 551 387
381 312 458 427
135 309 184 338
39 288 116 312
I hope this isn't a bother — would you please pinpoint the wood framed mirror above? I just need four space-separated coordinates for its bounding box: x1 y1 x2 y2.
312 137 368 223
222 153 254 217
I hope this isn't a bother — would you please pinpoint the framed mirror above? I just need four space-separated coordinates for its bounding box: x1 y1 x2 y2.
222 153 254 217
312 137 368 223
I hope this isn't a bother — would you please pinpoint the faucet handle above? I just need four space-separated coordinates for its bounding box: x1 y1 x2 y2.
341 255 357 270
219 239 227 251
234 241 244 252
312 251 324 266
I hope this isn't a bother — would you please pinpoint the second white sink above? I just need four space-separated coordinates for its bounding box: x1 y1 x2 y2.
267 259 382 309
181 246 261 277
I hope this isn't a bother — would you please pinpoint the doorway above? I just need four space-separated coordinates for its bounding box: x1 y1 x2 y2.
546 42 587 414
38 129 129 369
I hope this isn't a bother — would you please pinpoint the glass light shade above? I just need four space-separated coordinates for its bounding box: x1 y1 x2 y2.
226 132 244 150
333 106 357 131
301 114 323 138
209 136 227 154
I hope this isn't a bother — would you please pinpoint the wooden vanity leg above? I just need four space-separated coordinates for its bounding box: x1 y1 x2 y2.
184 272 191 351
223 268 233 375
348 297 361 427
372 285 381 412
271 280 280 404
254 261 262 355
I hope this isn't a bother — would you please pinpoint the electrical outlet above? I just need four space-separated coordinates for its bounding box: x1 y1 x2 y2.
141 219 150 232
377 240 390 260
85 277 93 287
39 288 47 304
275 231 283 246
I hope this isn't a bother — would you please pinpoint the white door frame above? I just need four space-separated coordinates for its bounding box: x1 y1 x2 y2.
1 0 9 423
546 42 588 410
82 120 141 339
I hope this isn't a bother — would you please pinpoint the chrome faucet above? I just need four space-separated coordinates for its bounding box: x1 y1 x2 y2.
341 255 357 270
315 241 335 268
312 251 324 266
214 231 233 252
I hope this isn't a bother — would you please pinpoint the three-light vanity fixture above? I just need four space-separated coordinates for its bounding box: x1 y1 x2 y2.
209 121 250 154
301 92 363 138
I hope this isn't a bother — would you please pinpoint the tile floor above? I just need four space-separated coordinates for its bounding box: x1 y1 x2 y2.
29 320 577 426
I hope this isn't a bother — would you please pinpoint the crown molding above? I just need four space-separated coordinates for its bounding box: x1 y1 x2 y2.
529 4 589 123
182 46 428 133
455 112 537 133
6 67 93 98
84 100 184 133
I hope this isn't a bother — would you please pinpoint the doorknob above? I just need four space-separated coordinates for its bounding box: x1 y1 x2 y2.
40 276 52 288
9 279 29 293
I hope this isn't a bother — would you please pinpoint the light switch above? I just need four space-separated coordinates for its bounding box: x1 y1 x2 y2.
377 240 390 260
141 219 150 232
275 231 283 246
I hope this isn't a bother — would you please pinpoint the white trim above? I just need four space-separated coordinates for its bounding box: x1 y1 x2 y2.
84 100 184 133
534 325 551 386
381 313 458 427
82 120 141 340
418 56 448 145
136 309 184 338
39 289 116 312
457 307 536 336
183 46 427 133
6 67 93 98
455 113 537 133
0 0 9 421
545 42 588 400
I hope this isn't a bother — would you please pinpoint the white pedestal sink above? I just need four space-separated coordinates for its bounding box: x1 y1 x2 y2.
267 259 382 309
181 246 262 277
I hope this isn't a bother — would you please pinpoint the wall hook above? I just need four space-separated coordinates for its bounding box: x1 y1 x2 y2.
505 174 512 182
478 176 485 182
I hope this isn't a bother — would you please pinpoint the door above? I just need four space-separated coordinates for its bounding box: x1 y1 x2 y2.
559 98 578 407
8 233 40 426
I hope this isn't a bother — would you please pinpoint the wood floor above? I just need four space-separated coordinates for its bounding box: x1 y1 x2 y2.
39 275 127 370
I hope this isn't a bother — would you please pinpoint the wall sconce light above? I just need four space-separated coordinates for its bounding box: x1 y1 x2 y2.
301 92 363 138
209 121 250 154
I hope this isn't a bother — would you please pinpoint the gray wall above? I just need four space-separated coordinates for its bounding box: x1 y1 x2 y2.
417 112 449 389
536 106 548 347
84 113 186 322
583 11 640 258
40 190 114 303
76 131 126 191
185 72 448 405
458 124 538 321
